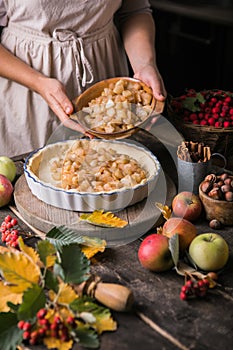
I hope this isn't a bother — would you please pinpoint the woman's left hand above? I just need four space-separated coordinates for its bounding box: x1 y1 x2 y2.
134 64 167 102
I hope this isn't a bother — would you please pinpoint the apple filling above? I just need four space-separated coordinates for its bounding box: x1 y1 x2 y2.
50 139 147 193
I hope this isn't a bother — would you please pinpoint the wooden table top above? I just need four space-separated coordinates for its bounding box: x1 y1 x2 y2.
1 132 233 350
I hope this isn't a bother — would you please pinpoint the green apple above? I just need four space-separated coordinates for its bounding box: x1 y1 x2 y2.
0 156 16 182
189 233 229 271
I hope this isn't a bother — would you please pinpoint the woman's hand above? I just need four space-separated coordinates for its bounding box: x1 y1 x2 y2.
0 44 90 135
36 76 92 135
133 64 167 102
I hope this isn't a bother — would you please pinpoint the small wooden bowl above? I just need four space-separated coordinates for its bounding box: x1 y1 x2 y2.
199 183 233 225
72 77 164 139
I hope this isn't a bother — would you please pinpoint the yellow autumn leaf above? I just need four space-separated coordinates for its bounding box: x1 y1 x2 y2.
43 337 73 350
80 210 128 228
0 280 23 312
0 250 40 293
18 236 42 266
49 281 78 305
93 313 117 334
156 226 163 235
155 202 172 221
0 246 10 254
45 307 75 327
45 255 57 269
81 244 106 259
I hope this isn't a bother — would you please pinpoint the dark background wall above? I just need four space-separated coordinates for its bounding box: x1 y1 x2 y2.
150 1 233 96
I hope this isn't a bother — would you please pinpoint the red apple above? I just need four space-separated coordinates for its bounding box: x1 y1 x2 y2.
172 191 202 222
138 234 174 272
189 233 229 271
162 217 197 254
0 174 14 208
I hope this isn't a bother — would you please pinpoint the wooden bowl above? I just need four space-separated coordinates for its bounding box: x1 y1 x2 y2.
72 77 164 139
199 183 233 225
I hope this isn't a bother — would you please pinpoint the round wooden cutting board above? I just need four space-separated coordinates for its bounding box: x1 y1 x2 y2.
14 170 176 246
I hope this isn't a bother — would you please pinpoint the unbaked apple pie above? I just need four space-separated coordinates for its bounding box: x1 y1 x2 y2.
50 139 147 193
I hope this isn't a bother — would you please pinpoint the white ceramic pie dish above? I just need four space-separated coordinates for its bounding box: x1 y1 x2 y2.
24 139 161 212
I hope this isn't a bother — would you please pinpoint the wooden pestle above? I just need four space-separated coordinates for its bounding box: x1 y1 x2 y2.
74 275 134 312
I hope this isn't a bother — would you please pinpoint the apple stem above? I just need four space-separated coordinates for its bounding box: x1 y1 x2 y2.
204 234 214 242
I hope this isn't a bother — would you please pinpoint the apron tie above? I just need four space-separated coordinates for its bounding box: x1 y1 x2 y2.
53 29 94 87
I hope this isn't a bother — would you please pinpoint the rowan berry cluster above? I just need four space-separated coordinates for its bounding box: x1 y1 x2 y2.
171 89 233 128
180 278 210 300
0 215 19 248
18 308 76 345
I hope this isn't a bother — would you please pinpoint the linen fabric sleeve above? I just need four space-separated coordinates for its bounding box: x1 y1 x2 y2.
115 0 152 25
0 0 7 27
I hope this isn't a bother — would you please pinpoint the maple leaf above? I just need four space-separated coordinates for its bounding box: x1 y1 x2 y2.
80 210 128 228
0 281 23 312
155 202 172 221
0 251 41 293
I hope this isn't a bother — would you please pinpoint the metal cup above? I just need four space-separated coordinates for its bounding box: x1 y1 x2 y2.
177 153 227 194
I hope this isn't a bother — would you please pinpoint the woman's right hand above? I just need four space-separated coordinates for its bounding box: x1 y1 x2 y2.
36 76 91 135
0 44 91 135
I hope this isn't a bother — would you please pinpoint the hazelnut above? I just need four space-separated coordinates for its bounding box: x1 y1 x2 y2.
225 191 233 202
219 173 228 181
213 182 220 189
209 219 222 229
205 174 216 182
221 184 231 193
208 188 221 200
224 178 233 188
200 180 212 194
216 180 224 187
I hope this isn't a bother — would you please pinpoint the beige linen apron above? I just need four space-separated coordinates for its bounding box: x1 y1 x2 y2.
0 0 151 157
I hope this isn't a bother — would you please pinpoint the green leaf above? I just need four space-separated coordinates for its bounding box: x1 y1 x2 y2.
37 239 56 267
44 268 59 293
74 325 99 348
46 226 105 251
182 93 205 112
17 285 46 320
70 296 117 334
0 312 22 350
168 234 179 267
70 295 111 317
53 262 65 280
6 302 20 313
58 244 90 284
